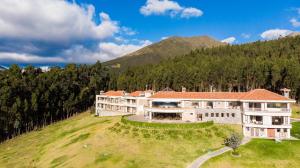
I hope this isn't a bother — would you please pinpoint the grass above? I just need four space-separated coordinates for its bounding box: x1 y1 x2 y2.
202 122 300 168
292 104 300 119
291 122 300 139
0 111 241 168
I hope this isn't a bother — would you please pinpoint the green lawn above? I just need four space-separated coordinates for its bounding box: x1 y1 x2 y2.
0 111 241 168
291 122 300 139
202 122 300 168
292 104 300 119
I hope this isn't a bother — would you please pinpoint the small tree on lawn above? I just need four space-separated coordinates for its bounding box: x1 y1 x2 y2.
224 133 241 155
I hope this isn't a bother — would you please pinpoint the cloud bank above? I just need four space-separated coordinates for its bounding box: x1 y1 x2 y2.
0 0 151 64
260 29 293 40
140 0 203 18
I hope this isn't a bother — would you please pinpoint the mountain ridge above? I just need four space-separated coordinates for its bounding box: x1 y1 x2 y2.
104 36 225 70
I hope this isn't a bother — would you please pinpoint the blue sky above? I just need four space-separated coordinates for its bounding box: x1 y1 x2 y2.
0 0 300 66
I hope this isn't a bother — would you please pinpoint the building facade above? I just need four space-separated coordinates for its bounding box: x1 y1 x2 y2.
96 89 295 139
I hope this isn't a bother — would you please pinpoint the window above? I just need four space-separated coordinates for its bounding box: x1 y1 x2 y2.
190 113 193 115
267 103 287 108
205 113 208 117
284 129 287 132
227 113 229 117
211 113 214 117
231 113 235 117
277 129 281 132
216 113 219 117
260 128 264 132
221 113 224 117
249 102 261 109
192 102 199 107
246 127 250 131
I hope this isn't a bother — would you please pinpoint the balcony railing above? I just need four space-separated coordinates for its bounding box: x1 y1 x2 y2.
244 108 290 113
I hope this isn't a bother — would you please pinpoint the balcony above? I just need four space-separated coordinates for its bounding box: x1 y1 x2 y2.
244 108 290 113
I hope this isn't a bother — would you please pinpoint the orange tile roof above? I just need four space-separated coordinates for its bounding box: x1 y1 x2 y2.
240 89 291 101
129 91 143 97
104 90 124 96
149 89 293 101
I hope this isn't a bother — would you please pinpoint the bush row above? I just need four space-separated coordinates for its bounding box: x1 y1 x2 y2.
120 116 213 129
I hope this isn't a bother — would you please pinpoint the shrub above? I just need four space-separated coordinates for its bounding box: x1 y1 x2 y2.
224 133 242 154
121 116 213 129
143 133 151 138
156 134 165 140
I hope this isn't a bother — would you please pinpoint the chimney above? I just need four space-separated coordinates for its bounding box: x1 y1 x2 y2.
209 85 213 92
182 86 186 92
100 90 104 95
280 88 291 98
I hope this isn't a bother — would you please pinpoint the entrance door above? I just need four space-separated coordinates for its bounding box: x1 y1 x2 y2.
197 114 202 121
267 129 275 138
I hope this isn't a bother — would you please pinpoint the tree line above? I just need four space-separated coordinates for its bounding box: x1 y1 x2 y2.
115 36 300 101
0 62 111 141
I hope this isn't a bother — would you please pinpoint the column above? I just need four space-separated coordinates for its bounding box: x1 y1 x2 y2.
149 112 152 120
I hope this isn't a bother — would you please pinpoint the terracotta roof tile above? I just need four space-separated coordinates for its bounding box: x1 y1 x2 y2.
129 91 143 97
104 90 124 96
240 89 291 101
149 89 294 101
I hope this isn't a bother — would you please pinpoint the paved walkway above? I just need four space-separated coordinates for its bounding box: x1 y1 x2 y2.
187 137 251 168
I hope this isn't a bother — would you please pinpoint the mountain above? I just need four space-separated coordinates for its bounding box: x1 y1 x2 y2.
0 65 7 71
104 36 225 70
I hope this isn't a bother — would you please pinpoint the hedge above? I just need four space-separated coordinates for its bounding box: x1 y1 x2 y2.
121 115 213 129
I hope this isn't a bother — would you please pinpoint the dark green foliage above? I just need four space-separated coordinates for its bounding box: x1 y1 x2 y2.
0 62 110 142
121 116 213 129
115 36 300 102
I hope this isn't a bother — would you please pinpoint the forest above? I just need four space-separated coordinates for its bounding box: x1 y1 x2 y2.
1 36 300 142
116 36 300 101
0 62 111 141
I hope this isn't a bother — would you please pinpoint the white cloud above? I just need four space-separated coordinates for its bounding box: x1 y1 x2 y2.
260 29 293 40
241 33 251 39
0 52 64 63
181 8 203 18
161 36 169 40
121 27 137 36
62 40 153 63
221 37 236 44
140 0 203 18
290 18 300 27
0 39 152 64
0 0 119 43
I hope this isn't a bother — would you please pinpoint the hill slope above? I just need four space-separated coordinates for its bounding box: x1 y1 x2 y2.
104 36 225 70
0 111 241 168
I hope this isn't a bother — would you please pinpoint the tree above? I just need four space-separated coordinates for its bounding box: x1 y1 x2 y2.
224 133 242 155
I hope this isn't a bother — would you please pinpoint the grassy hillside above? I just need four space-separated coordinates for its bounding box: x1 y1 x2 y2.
202 122 300 168
0 111 241 168
104 36 224 70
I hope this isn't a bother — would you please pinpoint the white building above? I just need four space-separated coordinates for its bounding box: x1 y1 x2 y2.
95 89 295 139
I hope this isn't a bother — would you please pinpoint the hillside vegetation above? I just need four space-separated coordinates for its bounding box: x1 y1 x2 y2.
104 36 224 70
115 36 300 101
0 111 241 168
